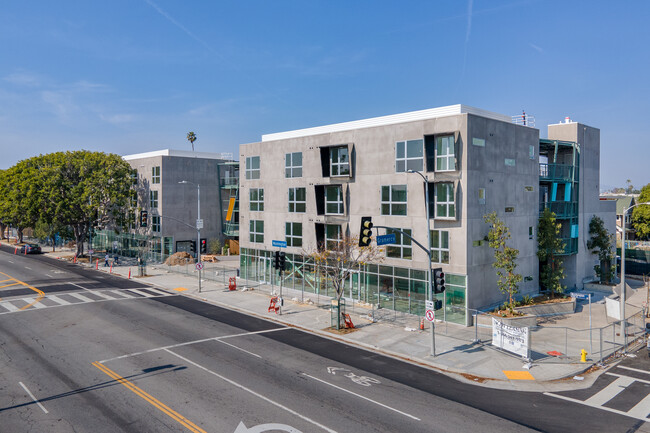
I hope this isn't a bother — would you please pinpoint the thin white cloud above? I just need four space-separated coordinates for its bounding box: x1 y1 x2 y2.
529 43 544 53
41 90 78 119
99 113 135 124
4 71 45 87
465 0 473 43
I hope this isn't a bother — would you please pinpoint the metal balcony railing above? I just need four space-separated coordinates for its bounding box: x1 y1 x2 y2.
539 163 576 182
220 177 239 187
558 238 578 255
539 201 579 219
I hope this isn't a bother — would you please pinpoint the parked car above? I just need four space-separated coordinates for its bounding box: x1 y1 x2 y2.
19 243 41 254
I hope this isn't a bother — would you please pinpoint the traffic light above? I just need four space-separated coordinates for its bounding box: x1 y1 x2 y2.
189 241 196 254
433 299 443 310
359 216 373 247
200 239 207 254
433 268 446 294
273 250 280 270
278 252 286 271
139 210 148 227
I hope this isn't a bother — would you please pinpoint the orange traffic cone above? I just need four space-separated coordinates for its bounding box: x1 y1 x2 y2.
128 268 131 279
95 259 99 270
109 263 113 274
420 317 425 330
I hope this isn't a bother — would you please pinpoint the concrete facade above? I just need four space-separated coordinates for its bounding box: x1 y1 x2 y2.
239 105 614 321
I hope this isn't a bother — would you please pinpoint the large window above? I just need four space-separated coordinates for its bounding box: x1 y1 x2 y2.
325 224 341 250
285 152 302 178
435 183 455 219
325 186 344 215
395 139 423 172
152 166 160 184
249 220 264 243
151 215 161 233
150 190 158 208
381 185 407 216
436 135 455 171
249 188 264 211
286 222 303 247
245 156 260 180
430 230 449 264
330 147 350 177
288 187 306 213
386 228 412 259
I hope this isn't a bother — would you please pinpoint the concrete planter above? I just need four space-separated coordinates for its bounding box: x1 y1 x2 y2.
515 298 576 317
476 313 537 328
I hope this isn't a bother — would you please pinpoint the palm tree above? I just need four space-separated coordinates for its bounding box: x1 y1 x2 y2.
187 132 197 151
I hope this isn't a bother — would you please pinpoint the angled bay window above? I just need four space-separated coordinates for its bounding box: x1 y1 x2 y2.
249 188 264 211
315 185 344 215
430 230 449 264
325 224 342 250
286 222 302 247
434 182 455 219
320 145 351 177
435 135 456 171
288 187 306 213
245 156 260 180
285 152 302 178
381 185 407 216
386 228 412 259
249 220 264 243
395 139 423 172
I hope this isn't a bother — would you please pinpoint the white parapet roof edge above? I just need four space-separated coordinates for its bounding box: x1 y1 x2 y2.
261 104 513 142
123 149 232 161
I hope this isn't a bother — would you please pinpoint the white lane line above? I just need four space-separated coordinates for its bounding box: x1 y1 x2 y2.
165 349 337 433
91 291 116 300
127 288 154 297
544 391 649 421
218 340 262 359
8 260 14 263
66 293 95 303
1 302 19 312
24 266 32 270
110 290 135 298
24 298 46 309
19 381 48 414
143 287 170 296
301 373 420 421
98 328 289 363
617 366 650 376
585 376 636 406
606 372 650 386
627 392 650 419
44 274 53 278
47 295 71 306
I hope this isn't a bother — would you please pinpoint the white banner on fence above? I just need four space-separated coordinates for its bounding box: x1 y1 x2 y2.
491 318 530 358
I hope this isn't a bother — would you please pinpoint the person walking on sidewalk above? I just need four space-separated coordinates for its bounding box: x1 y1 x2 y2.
104 253 110 267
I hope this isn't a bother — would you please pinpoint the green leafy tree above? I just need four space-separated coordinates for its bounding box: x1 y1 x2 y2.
632 184 650 240
484 212 523 314
587 215 615 283
187 131 197 151
537 208 565 295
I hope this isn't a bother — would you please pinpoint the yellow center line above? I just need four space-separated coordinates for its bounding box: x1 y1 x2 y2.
0 282 22 289
0 271 45 309
92 362 206 433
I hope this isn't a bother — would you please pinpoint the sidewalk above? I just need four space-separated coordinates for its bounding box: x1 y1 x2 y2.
47 250 649 392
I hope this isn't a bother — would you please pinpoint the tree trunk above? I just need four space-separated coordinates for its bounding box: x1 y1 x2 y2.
17 228 23 244
74 224 86 257
0 222 5 240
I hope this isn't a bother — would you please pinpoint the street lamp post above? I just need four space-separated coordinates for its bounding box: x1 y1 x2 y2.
408 169 436 356
179 181 202 293
621 201 650 352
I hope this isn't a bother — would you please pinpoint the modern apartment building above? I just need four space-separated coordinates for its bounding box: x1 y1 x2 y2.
123 149 239 257
239 105 614 325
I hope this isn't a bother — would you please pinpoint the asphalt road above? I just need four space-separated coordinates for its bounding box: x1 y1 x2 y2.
0 246 648 433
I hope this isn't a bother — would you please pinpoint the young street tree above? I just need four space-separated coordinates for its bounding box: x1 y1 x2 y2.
537 207 566 295
307 230 383 329
632 183 650 240
484 212 522 314
587 215 615 283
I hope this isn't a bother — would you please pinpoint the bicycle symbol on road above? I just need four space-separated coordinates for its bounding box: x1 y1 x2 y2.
327 367 381 387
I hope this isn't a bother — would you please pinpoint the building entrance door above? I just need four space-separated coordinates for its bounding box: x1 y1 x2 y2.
343 270 361 301
258 256 272 284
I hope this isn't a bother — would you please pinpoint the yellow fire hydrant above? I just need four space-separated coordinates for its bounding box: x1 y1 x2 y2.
581 349 587 363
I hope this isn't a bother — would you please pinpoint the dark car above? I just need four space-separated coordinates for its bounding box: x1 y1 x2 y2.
19 243 41 254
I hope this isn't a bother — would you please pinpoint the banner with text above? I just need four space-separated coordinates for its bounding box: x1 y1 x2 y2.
491 318 530 358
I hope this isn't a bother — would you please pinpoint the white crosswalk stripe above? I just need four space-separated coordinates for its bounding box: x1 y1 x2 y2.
545 371 650 421
0 287 172 315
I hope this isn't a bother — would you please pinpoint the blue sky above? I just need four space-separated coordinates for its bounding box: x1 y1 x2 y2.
1 0 648 190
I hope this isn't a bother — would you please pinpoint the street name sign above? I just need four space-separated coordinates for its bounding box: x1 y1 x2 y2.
376 233 396 246
272 240 287 248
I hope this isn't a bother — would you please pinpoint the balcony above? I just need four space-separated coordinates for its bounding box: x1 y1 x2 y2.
539 163 576 182
223 222 239 237
558 238 578 255
220 177 239 188
539 201 579 219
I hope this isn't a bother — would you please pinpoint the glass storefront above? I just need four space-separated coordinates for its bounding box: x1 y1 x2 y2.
240 248 468 325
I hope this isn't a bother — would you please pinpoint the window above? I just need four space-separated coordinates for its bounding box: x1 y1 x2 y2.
381 185 407 216
436 135 455 171
529 145 535 160
472 137 485 147
152 166 160 184
478 188 486 205
505 207 515 213
285 152 302 178
386 228 412 259
245 156 260 179
330 147 349 177
151 215 161 232
435 183 455 219
249 220 264 243
430 230 449 264
505 158 516 167
325 224 341 250
395 139 423 172
150 190 158 208
325 186 344 215
288 187 306 213
249 188 264 211
286 222 303 247
529 226 534 240
524 186 534 192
